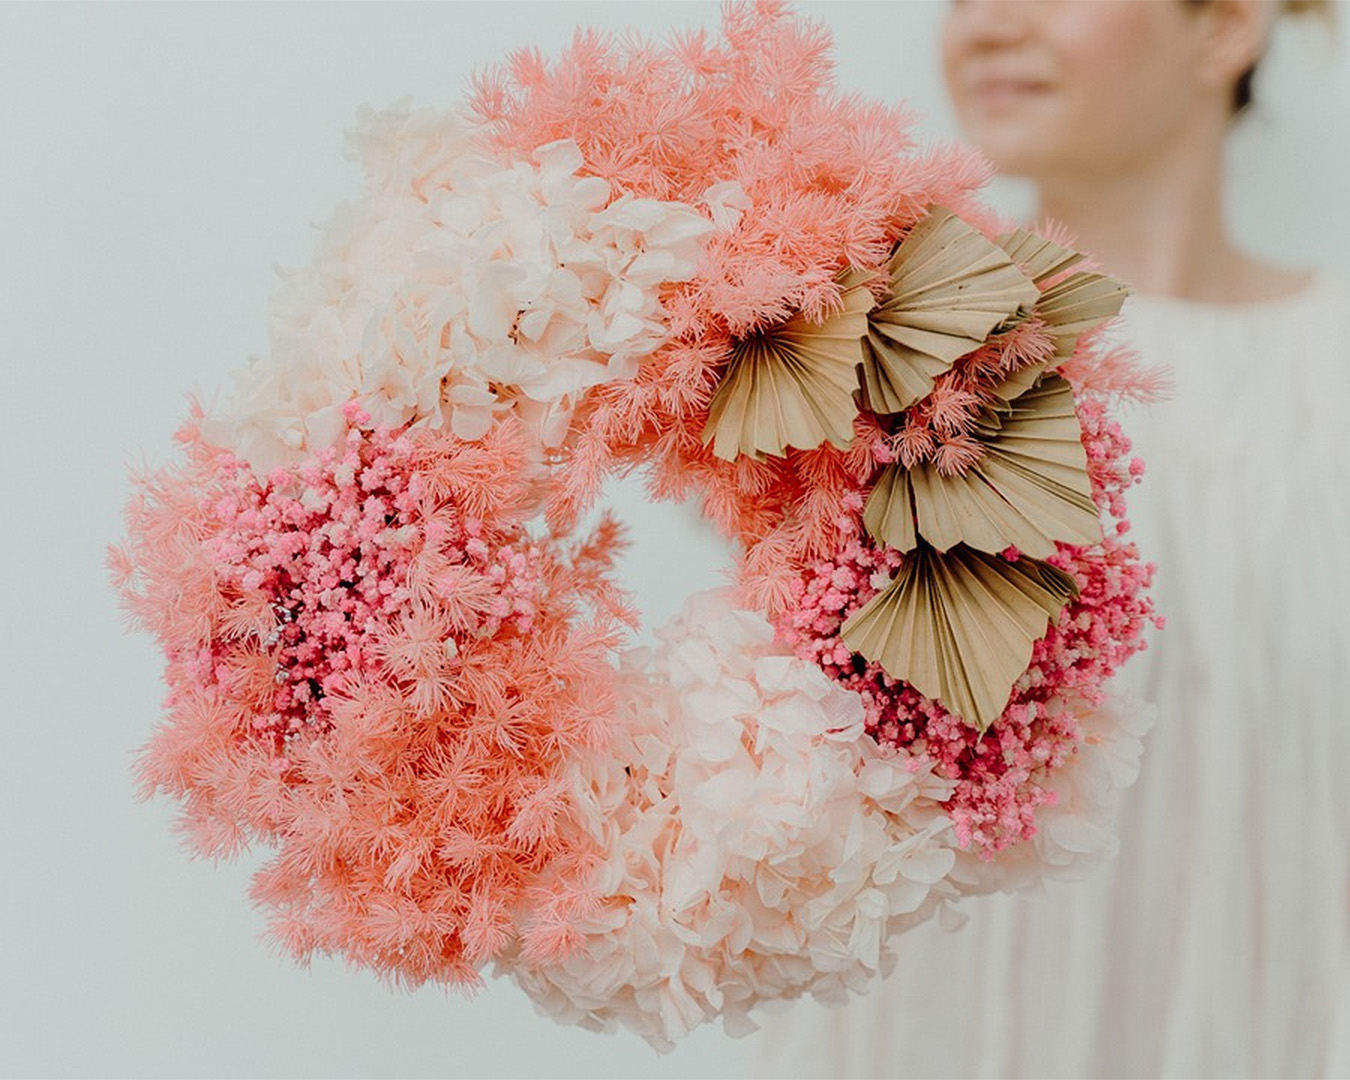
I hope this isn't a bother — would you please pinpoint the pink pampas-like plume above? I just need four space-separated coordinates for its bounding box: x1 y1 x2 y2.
471 1 991 568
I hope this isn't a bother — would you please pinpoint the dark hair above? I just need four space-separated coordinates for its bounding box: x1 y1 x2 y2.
1233 65 1256 113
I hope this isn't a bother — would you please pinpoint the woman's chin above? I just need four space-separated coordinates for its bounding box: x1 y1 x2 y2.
962 131 1065 182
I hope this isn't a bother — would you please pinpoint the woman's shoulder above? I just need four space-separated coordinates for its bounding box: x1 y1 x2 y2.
1114 268 1350 406
1123 268 1348 334
1306 268 1350 310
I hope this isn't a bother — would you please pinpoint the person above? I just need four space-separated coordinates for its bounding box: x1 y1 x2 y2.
754 1 1350 1075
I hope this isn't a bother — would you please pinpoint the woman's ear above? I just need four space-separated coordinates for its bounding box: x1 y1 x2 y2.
1191 0 1277 97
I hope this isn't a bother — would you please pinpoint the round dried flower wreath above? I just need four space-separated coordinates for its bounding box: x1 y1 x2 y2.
112 2 1159 1049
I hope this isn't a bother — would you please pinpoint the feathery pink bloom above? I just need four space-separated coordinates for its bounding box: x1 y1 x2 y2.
114 413 626 985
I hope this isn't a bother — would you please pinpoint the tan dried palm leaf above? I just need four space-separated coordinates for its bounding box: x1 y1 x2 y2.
859 208 1040 415
996 229 1087 285
1037 271 1130 359
864 373 1099 559
862 463 919 553
986 373 1099 496
996 229 1129 359
840 544 1079 732
857 326 954 415
702 277 875 462
987 360 1048 408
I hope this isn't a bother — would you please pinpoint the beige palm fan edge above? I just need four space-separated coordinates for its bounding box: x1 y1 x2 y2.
1039 272 1131 359
994 230 1130 361
986 360 1048 408
857 328 953 416
861 463 919 554
859 208 1041 416
841 544 1079 732
996 228 1087 285
702 274 876 462
863 372 1100 560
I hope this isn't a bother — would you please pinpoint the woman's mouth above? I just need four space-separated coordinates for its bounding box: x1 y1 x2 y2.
968 77 1051 111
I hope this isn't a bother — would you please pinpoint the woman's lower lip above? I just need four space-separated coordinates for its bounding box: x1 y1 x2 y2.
970 82 1048 110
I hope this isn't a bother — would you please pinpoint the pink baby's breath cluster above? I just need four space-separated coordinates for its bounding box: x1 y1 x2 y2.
777 392 1160 855
204 427 546 745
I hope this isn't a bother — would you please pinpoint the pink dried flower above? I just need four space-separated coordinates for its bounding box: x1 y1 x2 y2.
471 2 988 553
113 414 627 986
775 390 1159 855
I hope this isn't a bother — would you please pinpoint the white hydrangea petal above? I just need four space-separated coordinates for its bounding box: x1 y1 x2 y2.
701 180 753 232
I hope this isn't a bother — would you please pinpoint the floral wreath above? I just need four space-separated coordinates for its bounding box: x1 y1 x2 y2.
112 3 1159 1050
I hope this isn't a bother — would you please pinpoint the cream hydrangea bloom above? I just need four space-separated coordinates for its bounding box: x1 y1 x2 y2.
510 591 959 1049
205 102 715 473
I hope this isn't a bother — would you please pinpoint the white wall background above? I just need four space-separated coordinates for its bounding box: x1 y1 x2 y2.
1 3 1345 1077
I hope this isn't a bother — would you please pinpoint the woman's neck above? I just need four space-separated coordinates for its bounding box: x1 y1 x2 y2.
1032 136 1310 304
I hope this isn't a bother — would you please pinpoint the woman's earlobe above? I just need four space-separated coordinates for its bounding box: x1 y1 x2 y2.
1193 0 1276 97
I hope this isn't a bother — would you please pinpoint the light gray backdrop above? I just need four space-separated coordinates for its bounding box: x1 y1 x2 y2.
2 3 1345 1077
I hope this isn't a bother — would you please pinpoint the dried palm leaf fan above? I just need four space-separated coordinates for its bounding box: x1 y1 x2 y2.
702 270 875 461
997 228 1131 360
858 209 1040 415
847 370 1101 732
864 373 1101 561
841 544 1079 734
844 224 1129 732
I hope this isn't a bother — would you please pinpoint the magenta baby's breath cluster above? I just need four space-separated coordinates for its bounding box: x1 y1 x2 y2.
114 1 1159 1050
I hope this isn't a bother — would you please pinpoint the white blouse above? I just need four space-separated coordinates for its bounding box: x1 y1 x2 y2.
753 273 1350 1078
